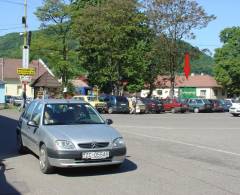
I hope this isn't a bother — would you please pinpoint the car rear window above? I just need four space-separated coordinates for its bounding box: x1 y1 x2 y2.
203 99 210 104
196 99 203 104
116 96 128 103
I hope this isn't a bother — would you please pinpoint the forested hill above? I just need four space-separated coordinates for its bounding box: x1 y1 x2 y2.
0 31 214 75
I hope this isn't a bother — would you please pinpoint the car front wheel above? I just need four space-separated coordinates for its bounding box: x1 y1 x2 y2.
232 113 239 117
108 107 113 114
39 144 54 174
194 108 199 113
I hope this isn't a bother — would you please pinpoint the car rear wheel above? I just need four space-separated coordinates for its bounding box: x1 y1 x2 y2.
108 107 113 114
194 108 199 113
39 144 54 174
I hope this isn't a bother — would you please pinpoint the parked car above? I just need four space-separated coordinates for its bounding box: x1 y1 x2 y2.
162 98 188 113
16 99 127 174
141 98 162 113
229 103 240 116
219 99 231 112
207 99 224 112
151 98 165 113
73 95 108 113
13 96 23 106
186 98 212 113
5 95 14 103
99 95 129 114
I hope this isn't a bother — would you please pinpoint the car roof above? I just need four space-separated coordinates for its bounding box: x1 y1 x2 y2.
31 99 85 104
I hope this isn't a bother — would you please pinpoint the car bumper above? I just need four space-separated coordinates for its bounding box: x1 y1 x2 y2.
47 147 126 168
113 107 129 113
174 107 187 112
48 155 125 168
229 109 240 114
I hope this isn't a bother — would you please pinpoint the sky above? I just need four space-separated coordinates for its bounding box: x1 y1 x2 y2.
0 0 240 55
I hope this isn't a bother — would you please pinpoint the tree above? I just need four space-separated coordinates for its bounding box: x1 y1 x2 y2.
34 0 78 89
72 0 151 95
145 0 215 97
214 27 240 97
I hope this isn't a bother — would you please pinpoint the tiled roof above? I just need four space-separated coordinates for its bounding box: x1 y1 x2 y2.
71 79 90 88
155 75 222 88
0 58 47 80
30 71 61 87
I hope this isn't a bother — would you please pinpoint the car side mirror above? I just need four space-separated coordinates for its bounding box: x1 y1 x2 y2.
27 121 38 127
106 119 113 125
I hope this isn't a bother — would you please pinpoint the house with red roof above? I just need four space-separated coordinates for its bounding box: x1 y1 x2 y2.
0 58 56 97
141 74 227 99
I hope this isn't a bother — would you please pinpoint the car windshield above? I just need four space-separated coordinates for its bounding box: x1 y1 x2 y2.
87 96 98 101
196 99 203 104
43 103 105 125
225 100 232 104
116 96 128 103
203 99 210 104
232 99 240 103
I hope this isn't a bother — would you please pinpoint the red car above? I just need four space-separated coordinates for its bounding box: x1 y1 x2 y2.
162 98 188 113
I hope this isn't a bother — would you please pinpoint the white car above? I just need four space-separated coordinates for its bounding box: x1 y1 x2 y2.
229 103 240 116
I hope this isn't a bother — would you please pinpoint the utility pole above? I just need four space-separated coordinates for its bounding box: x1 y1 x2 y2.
22 0 28 106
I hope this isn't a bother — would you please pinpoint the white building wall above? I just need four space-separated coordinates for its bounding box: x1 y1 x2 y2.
141 88 179 98
5 79 34 97
141 87 227 99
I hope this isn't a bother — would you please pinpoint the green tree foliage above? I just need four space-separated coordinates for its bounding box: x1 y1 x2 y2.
34 0 79 88
145 0 215 97
72 0 151 94
0 33 23 58
214 27 240 96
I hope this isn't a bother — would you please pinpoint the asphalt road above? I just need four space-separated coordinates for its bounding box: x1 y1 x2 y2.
1 109 240 195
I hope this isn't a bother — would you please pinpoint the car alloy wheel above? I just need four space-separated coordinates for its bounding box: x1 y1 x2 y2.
108 107 113 114
194 108 199 113
39 144 54 174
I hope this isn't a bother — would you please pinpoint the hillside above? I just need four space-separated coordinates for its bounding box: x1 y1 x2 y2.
0 31 214 75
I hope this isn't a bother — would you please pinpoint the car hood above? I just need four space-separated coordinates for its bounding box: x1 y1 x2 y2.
231 103 240 108
44 124 121 143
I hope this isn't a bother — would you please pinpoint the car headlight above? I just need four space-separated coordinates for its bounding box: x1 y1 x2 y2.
55 140 76 150
113 137 125 148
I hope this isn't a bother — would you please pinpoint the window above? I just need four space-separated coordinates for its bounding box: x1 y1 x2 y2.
222 90 225 96
189 99 196 104
43 103 104 125
196 100 203 104
156 90 163 95
214 89 218 96
200 90 206 97
17 85 22 96
31 103 43 125
23 102 37 120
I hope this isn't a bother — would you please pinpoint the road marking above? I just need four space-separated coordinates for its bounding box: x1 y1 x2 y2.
115 125 240 130
120 130 240 157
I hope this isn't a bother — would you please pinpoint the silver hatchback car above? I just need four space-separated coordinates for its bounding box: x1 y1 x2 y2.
16 99 126 174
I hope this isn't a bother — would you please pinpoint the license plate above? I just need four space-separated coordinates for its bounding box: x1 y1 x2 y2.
82 151 110 160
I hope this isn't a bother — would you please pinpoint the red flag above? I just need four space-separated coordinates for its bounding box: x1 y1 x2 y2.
184 52 191 79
